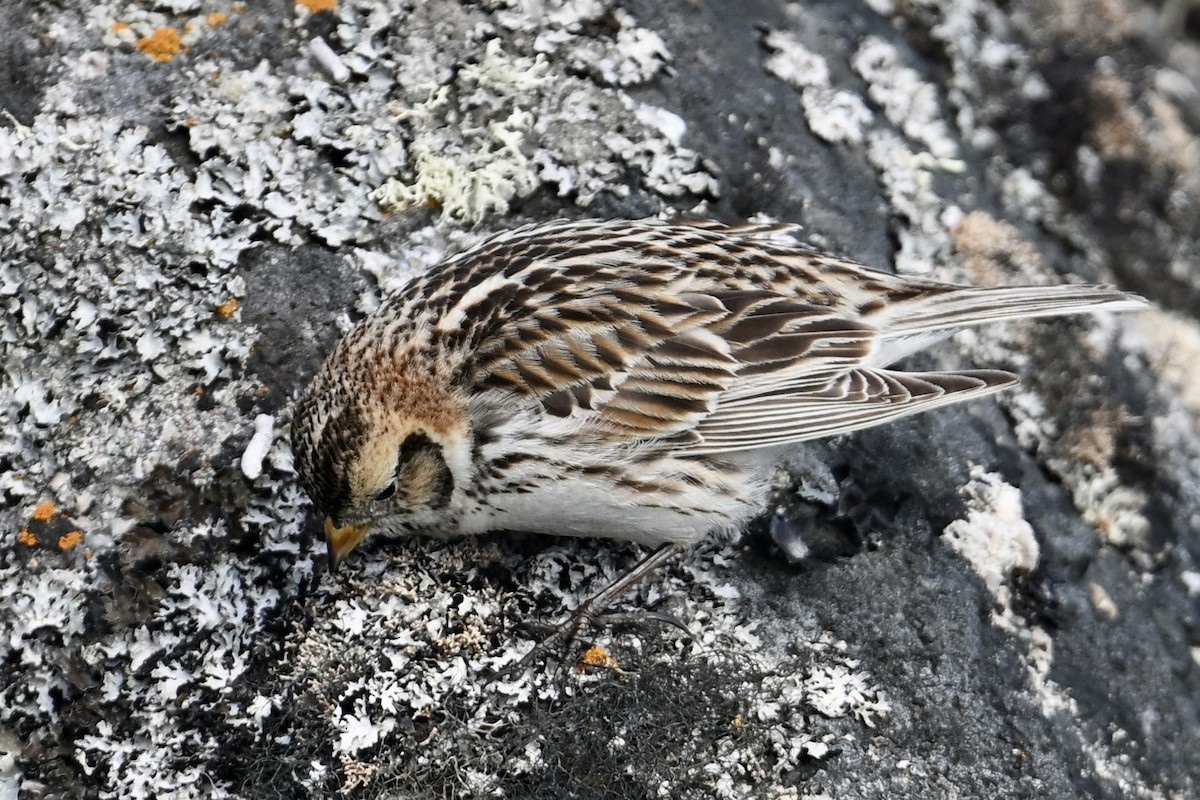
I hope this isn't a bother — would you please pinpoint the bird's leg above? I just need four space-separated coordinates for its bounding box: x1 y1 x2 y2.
570 542 688 630
513 542 689 671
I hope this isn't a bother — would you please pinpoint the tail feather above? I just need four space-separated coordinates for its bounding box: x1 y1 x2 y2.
880 284 1147 337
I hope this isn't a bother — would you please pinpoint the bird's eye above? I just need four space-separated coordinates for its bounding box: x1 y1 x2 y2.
374 483 397 502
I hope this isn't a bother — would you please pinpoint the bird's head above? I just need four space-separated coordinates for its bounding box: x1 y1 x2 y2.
290 344 470 569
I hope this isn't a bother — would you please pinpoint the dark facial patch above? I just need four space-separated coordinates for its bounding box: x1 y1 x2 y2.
292 398 365 517
396 432 454 510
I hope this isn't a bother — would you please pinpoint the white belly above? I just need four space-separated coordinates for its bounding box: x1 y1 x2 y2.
472 473 765 546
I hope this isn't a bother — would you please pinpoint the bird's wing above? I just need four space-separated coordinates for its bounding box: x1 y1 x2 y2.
466 274 1020 453
468 281 881 442
592 292 879 440
687 368 1016 454
469 288 732 440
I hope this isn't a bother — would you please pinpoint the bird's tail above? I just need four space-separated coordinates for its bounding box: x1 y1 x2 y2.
867 283 1147 367
881 283 1147 336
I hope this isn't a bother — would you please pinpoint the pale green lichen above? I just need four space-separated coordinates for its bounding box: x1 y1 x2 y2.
369 40 551 223
371 107 539 224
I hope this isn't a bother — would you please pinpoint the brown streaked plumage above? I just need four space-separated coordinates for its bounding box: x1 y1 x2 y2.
290 218 1146 566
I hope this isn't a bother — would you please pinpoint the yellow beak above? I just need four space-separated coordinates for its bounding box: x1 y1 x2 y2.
324 517 370 571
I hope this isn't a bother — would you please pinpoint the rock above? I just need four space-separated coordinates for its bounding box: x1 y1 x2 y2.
1 1 1197 798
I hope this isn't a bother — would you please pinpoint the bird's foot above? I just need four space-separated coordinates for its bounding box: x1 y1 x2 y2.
495 543 690 678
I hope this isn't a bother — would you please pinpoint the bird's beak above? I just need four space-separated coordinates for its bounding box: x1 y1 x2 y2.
324 517 370 572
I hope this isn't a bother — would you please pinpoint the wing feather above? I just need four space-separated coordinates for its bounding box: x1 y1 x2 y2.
686 369 1016 454
445 219 1142 451
469 282 874 441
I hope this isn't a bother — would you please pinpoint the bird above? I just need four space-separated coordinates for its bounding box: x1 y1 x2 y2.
290 218 1146 570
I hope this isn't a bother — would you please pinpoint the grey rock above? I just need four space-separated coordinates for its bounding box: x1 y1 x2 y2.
1 1 1197 799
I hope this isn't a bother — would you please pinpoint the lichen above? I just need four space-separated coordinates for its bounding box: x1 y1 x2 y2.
942 465 1040 607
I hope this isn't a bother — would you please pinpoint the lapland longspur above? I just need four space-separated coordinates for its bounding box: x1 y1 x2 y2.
291 218 1146 566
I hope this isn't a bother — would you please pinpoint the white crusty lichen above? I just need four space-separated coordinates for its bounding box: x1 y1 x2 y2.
763 30 874 146
803 662 892 728
744 631 890 780
371 23 715 223
560 7 670 87
942 465 1040 611
851 37 960 161
874 132 964 275
1000 366 1153 553
761 22 966 277
941 467 1074 720
937 462 1157 791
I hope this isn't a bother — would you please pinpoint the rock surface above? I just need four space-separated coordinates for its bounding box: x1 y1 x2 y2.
2 0 1198 798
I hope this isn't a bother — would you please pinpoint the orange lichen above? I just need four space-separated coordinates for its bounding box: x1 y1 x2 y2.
576 645 624 674
111 22 131 34
951 212 1043 286
18 527 38 547
32 501 56 523
59 531 84 551
1066 407 1133 469
297 0 337 11
1089 74 1143 162
137 27 184 63
216 297 240 318
207 12 228 27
